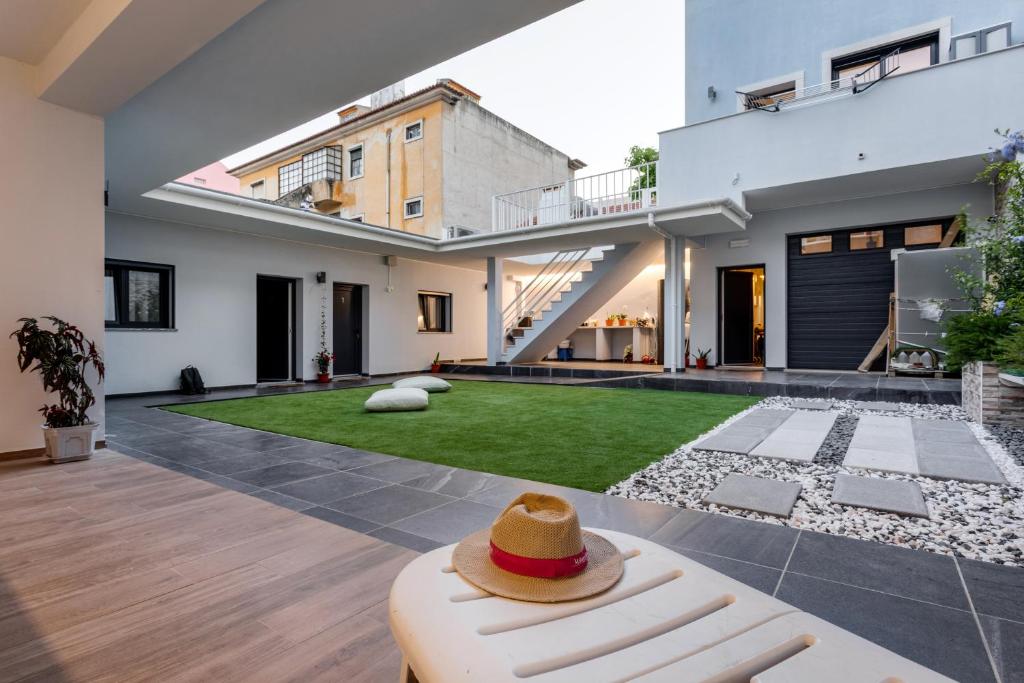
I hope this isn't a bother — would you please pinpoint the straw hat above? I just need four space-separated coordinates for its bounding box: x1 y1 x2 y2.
452 492 624 603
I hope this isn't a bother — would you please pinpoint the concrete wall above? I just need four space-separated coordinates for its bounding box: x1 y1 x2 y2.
684 0 1024 125
104 213 488 395
0 57 105 454
687 183 993 368
597 264 664 324
442 99 572 233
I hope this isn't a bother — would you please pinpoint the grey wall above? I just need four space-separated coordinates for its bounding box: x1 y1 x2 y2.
105 212 488 394
687 183 993 368
685 0 1023 125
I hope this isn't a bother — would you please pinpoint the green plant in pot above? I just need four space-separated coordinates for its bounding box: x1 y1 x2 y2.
11 316 105 463
695 347 711 370
430 352 442 373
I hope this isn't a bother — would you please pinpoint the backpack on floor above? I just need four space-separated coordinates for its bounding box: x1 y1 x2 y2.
180 365 207 395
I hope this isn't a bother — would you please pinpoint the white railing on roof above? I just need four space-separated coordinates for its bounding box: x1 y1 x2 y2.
491 162 657 233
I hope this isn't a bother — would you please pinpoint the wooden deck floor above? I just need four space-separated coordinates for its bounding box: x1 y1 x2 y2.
0 449 415 682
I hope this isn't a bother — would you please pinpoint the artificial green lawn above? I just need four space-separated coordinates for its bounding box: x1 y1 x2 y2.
164 381 756 492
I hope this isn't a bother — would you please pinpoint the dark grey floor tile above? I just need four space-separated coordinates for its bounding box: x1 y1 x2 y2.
369 527 444 553
349 458 453 483
195 428 304 452
270 471 389 504
958 557 1024 622
191 472 259 494
300 506 379 533
981 616 1024 683
228 462 335 487
391 499 497 544
193 451 299 475
786 530 967 609
247 489 315 512
649 509 798 568
559 492 682 538
130 435 257 465
466 475 578 508
325 485 455 525
776 573 995 683
275 444 396 470
678 549 781 595
403 468 496 498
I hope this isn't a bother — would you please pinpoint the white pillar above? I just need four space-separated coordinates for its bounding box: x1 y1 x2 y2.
663 236 686 372
486 257 504 365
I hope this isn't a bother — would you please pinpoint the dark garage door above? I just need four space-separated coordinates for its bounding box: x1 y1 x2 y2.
787 223 942 370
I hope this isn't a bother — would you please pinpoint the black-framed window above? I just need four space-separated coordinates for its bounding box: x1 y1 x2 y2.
302 145 342 184
404 197 424 218
418 291 451 332
405 121 423 142
105 260 174 329
278 160 302 196
349 145 364 178
831 32 939 82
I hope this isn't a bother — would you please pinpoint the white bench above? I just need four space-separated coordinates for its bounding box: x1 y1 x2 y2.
389 529 951 682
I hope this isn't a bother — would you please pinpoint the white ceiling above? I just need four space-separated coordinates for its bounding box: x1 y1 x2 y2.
0 0 91 64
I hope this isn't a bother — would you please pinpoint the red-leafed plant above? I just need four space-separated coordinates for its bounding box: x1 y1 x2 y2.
11 317 105 428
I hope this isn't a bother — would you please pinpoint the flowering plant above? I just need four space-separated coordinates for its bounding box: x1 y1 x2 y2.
312 350 335 374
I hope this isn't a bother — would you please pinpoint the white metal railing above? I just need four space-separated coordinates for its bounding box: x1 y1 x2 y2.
492 162 657 233
502 248 589 344
739 47 901 112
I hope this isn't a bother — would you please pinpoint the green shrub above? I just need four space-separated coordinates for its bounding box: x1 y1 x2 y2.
943 311 1016 372
996 323 1024 374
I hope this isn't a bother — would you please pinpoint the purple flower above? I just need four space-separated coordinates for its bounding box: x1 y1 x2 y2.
994 300 1006 316
1001 141 1018 161
1012 235 1024 245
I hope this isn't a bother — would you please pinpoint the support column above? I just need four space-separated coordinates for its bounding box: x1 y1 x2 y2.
663 236 686 372
486 256 504 365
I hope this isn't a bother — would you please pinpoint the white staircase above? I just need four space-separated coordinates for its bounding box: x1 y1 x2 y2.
501 241 663 364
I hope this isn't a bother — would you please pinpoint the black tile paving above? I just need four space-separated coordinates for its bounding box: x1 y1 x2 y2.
649 509 799 569
677 549 782 595
980 615 1024 682
228 462 336 487
271 471 388 505
324 485 455 526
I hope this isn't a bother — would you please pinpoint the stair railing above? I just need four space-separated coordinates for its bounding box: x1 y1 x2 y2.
501 248 590 342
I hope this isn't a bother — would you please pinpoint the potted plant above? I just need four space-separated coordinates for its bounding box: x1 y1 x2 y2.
695 347 711 370
11 316 104 463
616 313 628 326
604 314 615 327
623 344 633 363
430 352 442 373
312 350 334 383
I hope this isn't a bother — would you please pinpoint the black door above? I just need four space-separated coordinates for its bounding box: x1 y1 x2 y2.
256 276 293 382
721 269 754 365
333 283 362 375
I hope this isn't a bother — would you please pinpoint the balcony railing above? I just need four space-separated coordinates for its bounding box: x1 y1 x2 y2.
491 162 657 232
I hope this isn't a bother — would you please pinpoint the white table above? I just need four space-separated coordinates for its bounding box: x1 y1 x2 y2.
552 326 656 361
389 529 950 682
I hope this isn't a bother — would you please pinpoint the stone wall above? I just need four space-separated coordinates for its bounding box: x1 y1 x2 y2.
963 361 1024 426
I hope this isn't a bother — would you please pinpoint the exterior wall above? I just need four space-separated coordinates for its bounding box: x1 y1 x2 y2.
687 183 993 368
963 362 1024 426
0 57 105 453
177 162 240 194
104 213 487 395
441 99 572 233
685 0 1024 125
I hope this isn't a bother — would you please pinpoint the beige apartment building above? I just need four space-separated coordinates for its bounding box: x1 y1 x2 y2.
230 79 583 238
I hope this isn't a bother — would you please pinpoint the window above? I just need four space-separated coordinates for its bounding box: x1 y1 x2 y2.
349 144 364 178
905 224 943 246
404 120 423 142
404 196 424 219
850 230 885 250
278 160 302 196
105 260 174 329
418 291 451 332
250 180 265 200
743 82 797 110
302 145 342 183
831 32 938 83
800 235 832 254
193 177 206 186
952 23 1012 59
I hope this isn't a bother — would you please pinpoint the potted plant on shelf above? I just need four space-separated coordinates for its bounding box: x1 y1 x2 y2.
430 352 442 373
616 313 628 326
11 316 104 463
695 347 711 370
312 350 334 383
604 314 615 327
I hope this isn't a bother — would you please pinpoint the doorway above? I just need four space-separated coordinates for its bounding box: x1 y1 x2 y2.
719 265 765 366
333 283 363 376
256 276 295 382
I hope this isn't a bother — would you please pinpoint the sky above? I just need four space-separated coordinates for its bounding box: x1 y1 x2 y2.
221 0 685 178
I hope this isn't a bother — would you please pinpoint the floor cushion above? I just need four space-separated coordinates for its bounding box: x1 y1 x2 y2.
365 387 429 412
393 376 452 393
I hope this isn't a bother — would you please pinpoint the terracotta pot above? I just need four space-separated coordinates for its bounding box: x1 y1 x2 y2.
696 358 708 370
617 319 627 326
605 319 614 327
317 373 330 383
430 363 442 373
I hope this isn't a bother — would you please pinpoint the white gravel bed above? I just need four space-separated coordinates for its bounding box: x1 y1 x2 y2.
608 397 1024 566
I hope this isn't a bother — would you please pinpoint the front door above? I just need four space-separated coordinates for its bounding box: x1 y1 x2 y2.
256 276 294 382
333 283 362 375
720 266 765 366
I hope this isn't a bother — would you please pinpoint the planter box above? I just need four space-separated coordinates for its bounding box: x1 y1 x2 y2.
42 423 99 463
962 361 1024 427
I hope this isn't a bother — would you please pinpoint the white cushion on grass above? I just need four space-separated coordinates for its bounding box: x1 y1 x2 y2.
392 376 452 393
365 387 429 412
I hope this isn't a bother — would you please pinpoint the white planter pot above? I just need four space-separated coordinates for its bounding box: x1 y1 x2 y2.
42 423 99 463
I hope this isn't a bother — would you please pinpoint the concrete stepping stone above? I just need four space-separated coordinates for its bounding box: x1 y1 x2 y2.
912 418 1006 485
856 401 903 412
843 415 918 475
832 474 929 518
790 400 833 410
702 473 802 517
750 411 838 463
693 409 792 454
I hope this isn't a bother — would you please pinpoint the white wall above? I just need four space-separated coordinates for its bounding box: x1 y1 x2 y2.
596 264 664 323
687 183 993 368
0 57 105 453
104 213 488 394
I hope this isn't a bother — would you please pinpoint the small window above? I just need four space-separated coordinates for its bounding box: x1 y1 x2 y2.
418 291 451 332
278 160 302 196
404 120 423 142
905 224 943 246
850 230 885 250
105 260 174 329
831 32 938 83
404 197 424 219
349 145 364 178
744 82 796 110
250 180 265 200
800 235 832 254
193 177 207 186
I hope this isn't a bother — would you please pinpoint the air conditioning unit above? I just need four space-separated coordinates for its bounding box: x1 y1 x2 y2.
444 225 479 239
